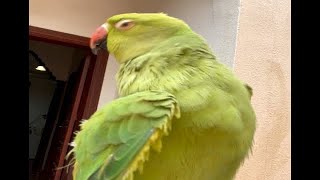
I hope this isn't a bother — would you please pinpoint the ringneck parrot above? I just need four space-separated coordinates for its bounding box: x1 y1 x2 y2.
68 13 256 180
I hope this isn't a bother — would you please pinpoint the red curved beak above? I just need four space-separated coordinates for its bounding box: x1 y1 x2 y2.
89 24 108 55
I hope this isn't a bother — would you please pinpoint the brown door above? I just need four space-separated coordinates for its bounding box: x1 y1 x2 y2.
29 26 109 180
54 55 92 180
35 55 92 180
57 50 109 180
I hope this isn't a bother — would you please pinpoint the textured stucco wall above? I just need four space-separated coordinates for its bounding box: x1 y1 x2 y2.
234 0 291 179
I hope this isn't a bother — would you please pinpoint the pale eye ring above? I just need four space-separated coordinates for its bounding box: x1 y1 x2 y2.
115 19 135 30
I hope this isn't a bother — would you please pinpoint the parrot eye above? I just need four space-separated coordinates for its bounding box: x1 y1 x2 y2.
115 20 135 30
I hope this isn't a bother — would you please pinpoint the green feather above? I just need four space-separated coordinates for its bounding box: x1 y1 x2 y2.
70 91 180 180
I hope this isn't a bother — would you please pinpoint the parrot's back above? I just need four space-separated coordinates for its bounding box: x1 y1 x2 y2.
116 33 256 180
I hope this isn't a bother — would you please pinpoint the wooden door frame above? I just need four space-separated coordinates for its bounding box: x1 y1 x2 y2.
29 26 109 180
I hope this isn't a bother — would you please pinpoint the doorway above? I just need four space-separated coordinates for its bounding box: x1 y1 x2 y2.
29 26 109 180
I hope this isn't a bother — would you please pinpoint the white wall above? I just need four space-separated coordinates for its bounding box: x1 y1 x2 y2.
234 0 291 179
29 77 56 158
97 56 119 108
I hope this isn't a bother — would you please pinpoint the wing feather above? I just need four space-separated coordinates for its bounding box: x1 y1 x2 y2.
70 91 180 180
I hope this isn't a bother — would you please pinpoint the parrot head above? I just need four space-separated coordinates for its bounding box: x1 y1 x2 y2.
90 13 192 63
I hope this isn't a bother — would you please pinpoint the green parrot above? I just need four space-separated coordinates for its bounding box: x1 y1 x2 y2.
68 13 256 180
